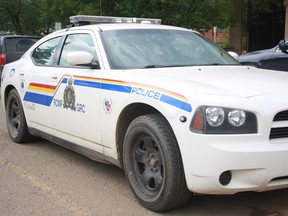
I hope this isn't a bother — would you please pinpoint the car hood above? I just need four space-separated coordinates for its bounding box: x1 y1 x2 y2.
127 65 288 98
239 47 275 62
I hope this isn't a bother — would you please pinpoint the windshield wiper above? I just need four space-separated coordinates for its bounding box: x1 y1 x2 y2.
144 65 167 68
144 64 197 68
206 63 221 65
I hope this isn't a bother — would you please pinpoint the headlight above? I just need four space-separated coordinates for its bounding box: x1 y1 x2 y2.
190 106 257 134
206 107 225 127
228 110 246 127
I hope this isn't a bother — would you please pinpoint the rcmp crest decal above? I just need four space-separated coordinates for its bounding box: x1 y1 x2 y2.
63 76 76 111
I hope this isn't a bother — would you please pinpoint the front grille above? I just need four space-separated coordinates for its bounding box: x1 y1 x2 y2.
273 110 288 121
271 176 288 182
270 127 288 139
270 111 288 139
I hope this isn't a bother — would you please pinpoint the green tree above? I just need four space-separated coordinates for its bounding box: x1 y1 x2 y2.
0 0 40 34
247 0 284 25
39 0 78 34
0 11 12 33
39 0 104 34
0 0 23 33
110 0 234 32
21 0 41 35
0 0 235 35
1 0 282 37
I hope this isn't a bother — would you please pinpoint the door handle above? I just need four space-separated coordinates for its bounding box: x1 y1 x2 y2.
51 74 58 81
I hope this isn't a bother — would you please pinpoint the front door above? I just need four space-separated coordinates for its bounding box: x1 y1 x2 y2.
47 32 103 153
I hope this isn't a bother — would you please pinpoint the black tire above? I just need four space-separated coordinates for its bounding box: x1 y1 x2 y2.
123 114 191 212
6 89 33 143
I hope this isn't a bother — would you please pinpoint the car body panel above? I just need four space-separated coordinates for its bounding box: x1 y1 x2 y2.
239 45 288 71
2 22 288 196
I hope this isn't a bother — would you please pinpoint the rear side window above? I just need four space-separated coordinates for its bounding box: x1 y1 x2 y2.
32 37 61 66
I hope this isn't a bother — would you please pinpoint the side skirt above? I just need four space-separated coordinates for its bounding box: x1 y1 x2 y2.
28 127 121 168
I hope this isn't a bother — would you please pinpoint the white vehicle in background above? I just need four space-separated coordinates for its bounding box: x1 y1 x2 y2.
1 15 288 212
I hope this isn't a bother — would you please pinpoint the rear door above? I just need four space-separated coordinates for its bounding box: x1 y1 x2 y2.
23 36 62 129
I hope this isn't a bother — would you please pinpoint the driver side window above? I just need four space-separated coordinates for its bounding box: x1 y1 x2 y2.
59 33 97 67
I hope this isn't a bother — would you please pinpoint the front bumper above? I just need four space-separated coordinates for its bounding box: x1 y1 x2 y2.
179 133 288 194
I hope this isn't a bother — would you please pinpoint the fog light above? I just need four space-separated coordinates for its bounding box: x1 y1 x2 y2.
219 171 232 186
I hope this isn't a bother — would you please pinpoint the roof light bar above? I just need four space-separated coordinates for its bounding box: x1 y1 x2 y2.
70 15 161 25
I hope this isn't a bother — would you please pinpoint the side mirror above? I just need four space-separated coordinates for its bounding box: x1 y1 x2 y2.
228 51 239 61
279 40 288 54
67 51 100 68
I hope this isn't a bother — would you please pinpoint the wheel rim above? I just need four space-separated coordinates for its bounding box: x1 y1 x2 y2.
132 133 164 196
8 98 21 138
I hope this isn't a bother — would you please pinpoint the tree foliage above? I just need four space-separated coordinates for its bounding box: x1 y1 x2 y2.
247 0 284 26
0 0 283 36
0 0 23 33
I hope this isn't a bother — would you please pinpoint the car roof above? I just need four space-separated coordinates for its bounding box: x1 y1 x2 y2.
66 23 191 32
41 23 193 43
59 15 193 33
36 16 197 44
0 34 40 38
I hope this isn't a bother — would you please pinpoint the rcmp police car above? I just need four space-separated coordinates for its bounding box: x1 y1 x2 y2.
2 15 288 212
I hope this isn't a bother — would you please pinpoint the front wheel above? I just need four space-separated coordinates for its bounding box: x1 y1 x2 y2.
6 89 33 143
123 114 191 212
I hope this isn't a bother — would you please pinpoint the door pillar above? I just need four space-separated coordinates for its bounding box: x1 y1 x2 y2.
284 0 288 39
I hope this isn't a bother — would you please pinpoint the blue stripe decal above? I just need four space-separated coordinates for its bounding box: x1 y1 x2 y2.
23 92 53 106
73 80 131 93
101 83 132 93
62 78 68 84
24 78 192 112
74 80 101 88
160 94 192 112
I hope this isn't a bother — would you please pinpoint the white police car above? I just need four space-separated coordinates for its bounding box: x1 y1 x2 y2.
2 15 288 212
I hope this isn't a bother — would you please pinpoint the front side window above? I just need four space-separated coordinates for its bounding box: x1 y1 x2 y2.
101 29 239 69
59 33 96 67
32 37 61 66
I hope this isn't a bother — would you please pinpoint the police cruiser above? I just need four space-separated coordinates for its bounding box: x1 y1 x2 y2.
1 15 288 212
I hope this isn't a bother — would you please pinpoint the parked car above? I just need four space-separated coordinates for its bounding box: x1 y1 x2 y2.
239 40 288 71
2 15 288 212
0 34 40 84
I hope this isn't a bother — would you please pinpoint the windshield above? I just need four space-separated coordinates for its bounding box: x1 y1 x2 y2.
101 28 239 69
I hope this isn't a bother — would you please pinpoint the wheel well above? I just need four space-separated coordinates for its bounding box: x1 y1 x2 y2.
116 103 161 167
3 85 15 109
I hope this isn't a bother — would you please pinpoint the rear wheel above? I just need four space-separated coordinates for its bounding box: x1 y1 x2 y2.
123 114 191 212
6 89 33 143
